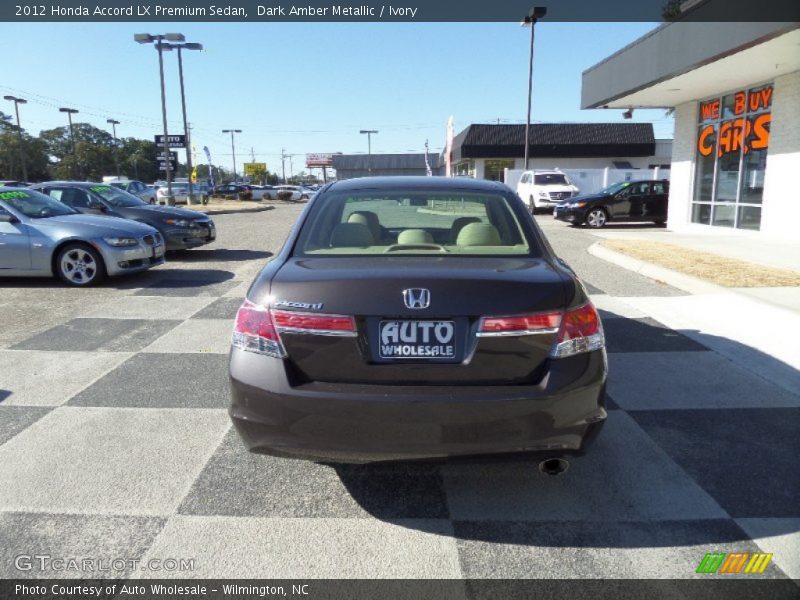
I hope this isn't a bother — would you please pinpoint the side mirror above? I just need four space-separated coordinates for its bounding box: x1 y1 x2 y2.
0 213 18 223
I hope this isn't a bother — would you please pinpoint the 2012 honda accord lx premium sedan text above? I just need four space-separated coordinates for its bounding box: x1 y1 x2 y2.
229 177 607 463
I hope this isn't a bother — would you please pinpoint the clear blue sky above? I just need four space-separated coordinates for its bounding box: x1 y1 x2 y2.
2 22 672 175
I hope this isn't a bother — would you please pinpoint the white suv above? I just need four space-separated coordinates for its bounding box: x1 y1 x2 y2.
517 169 579 212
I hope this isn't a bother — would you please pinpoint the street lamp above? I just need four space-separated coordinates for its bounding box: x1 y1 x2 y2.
135 32 185 205
3 95 28 182
106 118 121 178
522 6 546 170
59 107 79 179
222 129 242 183
159 41 203 204
359 130 378 175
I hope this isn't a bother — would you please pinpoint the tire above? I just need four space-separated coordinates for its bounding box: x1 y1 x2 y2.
654 220 666 226
55 243 106 287
585 208 608 229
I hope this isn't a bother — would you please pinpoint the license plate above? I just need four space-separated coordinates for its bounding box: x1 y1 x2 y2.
378 320 456 360
553 208 558 216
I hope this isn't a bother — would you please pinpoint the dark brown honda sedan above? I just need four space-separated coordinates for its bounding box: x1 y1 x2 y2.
229 177 607 463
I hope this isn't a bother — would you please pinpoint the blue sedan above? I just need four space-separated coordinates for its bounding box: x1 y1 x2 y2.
0 187 165 286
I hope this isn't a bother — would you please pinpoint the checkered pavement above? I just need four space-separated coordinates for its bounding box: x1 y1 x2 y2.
0 211 798 582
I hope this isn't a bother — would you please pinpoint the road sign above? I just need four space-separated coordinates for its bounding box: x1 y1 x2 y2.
154 134 186 148
158 157 178 172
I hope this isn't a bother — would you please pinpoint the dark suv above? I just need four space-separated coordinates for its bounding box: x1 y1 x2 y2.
554 180 669 228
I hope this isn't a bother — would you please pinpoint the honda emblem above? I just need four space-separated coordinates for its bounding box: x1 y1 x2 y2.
403 288 431 309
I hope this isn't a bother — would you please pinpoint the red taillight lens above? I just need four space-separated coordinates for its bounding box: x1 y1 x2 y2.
479 312 562 335
232 300 285 357
550 303 604 358
232 302 357 357
271 310 356 334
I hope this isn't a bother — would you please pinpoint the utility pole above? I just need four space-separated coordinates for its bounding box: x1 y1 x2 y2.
222 129 242 183
359 129 378 175
59 107 79 179
523 7 547 170
3 95 28 182
281 148 287 184
106 118 121 178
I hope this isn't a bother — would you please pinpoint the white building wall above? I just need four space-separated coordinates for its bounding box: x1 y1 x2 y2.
761 70 800 238
666 101 697 231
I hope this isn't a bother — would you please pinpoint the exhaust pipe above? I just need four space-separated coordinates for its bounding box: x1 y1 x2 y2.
539 457 569 476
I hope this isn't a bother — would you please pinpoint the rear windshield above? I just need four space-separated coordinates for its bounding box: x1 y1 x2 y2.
89 185 145 207
294 191 539 256
534 174 568 185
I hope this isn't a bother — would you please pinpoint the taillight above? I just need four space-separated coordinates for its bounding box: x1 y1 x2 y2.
232 301 357 357
549 303 604 358
232 300 286 358
272 310 356 336
478 311 562 336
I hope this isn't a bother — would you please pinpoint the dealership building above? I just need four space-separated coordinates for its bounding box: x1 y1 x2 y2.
582 21 800 238
449 123 672 180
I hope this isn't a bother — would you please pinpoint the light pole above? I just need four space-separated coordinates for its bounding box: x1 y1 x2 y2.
222 129 242 183
3 95 28 182
59 107 79 179
359 130 378 175
135 32 185 205
106 118 121 178
160 41 202 204
522 7 546 170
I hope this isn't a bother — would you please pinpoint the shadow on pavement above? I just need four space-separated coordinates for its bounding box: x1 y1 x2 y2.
329 311 799 551
167 248 273 262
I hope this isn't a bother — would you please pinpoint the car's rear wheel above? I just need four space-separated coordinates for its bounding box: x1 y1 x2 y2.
56 243 106 287
585 208 608 228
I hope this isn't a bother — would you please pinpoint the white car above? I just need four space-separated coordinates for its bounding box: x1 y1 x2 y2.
274 186 304 202
516 169 579 213
156 184 190 205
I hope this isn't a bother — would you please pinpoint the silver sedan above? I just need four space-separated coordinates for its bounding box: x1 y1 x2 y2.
0 187 165 286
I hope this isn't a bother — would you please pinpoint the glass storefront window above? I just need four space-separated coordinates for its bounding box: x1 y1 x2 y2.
484 160 515 182
691 82 772 231
691 203 711 225
695 124 716 202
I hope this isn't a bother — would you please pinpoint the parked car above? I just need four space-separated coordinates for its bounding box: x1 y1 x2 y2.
211 183 253 199
30 182 216 251
229 176 607 463
516 169 580 213
553 180 669 228
156 183 191 205
105 177 157 204
249 185 279 200
273 185 304 202
0 186 164 286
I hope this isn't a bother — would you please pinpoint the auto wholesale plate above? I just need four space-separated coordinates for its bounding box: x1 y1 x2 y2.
378 320 456 360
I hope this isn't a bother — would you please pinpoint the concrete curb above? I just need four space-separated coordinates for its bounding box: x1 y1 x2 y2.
188 204 275 216
587 242 727 295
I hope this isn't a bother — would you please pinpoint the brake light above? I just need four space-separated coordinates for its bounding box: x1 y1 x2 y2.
479 312 561 336
272 310 356 335
232 300 286 357
549 303 605 358
232 302 357 357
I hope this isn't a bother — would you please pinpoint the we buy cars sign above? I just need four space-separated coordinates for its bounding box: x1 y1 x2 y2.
154 134 186 148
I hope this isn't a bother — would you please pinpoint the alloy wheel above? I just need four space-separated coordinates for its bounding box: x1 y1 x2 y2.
586 209 607 228
60 248 98 285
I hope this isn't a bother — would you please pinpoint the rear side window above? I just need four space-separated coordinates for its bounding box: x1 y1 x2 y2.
294 191 540 257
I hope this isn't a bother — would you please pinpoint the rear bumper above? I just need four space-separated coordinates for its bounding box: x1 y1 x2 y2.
229 348 608 463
